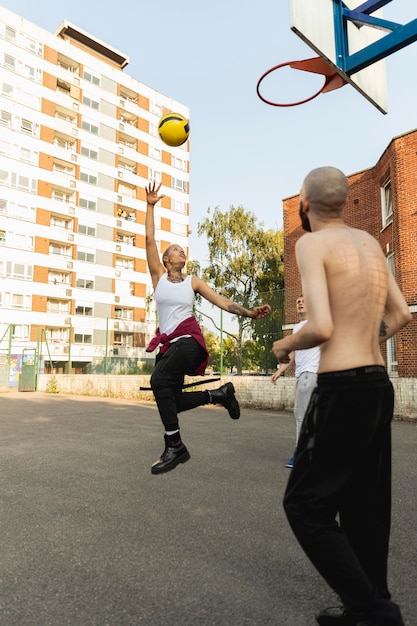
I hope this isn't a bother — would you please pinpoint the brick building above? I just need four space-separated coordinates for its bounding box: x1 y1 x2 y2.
0 7 190 378
282 128 417 378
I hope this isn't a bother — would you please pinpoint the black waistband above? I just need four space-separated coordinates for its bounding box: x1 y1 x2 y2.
318 365 386 381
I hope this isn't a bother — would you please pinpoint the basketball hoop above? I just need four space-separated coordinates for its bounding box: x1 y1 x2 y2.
256 57 347 107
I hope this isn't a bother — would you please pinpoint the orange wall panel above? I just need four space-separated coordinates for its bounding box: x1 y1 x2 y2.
40 125 55 143
37 181 52 198
33 266 49 283
34 237 49 254
36 208 50 226
160 217 171 232
43 45 57 64
41 99 56 118
39 153 53 171
32 294 47 313
42 72 57 91
135 258 147 273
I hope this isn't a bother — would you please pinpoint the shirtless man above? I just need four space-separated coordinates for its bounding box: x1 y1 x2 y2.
272 167 411 626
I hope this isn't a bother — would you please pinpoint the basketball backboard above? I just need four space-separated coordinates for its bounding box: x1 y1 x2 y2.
289 0 388 113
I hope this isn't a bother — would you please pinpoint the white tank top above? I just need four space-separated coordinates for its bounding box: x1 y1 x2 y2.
154 273 196 335
293 319 321 378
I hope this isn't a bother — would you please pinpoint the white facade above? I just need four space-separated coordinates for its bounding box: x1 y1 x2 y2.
0 7 190 376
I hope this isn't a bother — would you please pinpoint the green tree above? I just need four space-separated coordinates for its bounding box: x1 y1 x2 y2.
197 205 284 374
222 335 239 373
201 327 220 371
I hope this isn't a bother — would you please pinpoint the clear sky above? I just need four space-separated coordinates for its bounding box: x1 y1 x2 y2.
1 0 416 333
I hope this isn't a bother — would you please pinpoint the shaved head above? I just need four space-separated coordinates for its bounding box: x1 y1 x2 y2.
302 167 349 218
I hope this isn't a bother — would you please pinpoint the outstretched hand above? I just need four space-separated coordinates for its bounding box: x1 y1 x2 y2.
146 181 164 206
251 304 271 319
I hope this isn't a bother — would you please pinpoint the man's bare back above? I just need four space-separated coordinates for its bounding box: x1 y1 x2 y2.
298 225 388 372
272 166 411 372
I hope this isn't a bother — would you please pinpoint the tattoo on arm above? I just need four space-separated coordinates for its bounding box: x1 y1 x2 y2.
379 319 388 337
227 303 250 317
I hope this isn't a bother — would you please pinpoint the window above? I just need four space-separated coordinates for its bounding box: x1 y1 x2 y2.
116 232 135 246
78 224 96 237
149 169 161 183
172 199 187 214
151 102 162 116
173 177 188 192
80 145 98 160
75 305 93 316
12 325 29 340
82 95 99 110
7 232 34 250
0 110 12 126
80 170 97 186
12 173 37 192
48 270 70 285
172 156 187 170
74 333 92 344
47 299 70 314
76 277 94 289
84 69 100 86
149 146 161 161
49 243 72 257
1 292 31 310
45 327 69 342
113 332 133 347
115 257 134 270
381 179 392 226
2 82 13 97
81 120 99 135
172 222 187 236
77 248 95 263
53 190 73 204
4 26 16 41
115 307 133 320
79 196 97 211
51 215 72 230
4 54 15 70
8 202 36 221
0 260 33 281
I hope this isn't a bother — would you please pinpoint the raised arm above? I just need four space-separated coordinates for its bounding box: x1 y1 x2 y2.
145 182 165 289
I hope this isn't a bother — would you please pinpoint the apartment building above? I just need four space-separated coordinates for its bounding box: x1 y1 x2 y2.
282 128 417 378
0 7 190 378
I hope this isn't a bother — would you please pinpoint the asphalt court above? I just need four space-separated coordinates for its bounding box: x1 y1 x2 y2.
1 392 416 625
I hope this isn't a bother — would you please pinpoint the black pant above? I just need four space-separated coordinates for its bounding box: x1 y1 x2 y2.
150 337 209 432
283 366 394 610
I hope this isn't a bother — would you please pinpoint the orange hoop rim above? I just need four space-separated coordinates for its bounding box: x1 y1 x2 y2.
256 61 328 107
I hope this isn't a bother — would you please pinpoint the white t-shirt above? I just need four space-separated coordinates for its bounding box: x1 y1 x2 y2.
293 319 321 378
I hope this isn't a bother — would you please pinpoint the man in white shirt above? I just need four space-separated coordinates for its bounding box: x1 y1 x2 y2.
271 295 320 468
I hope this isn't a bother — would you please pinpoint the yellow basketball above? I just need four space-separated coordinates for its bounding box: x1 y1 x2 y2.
158 113 190 147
